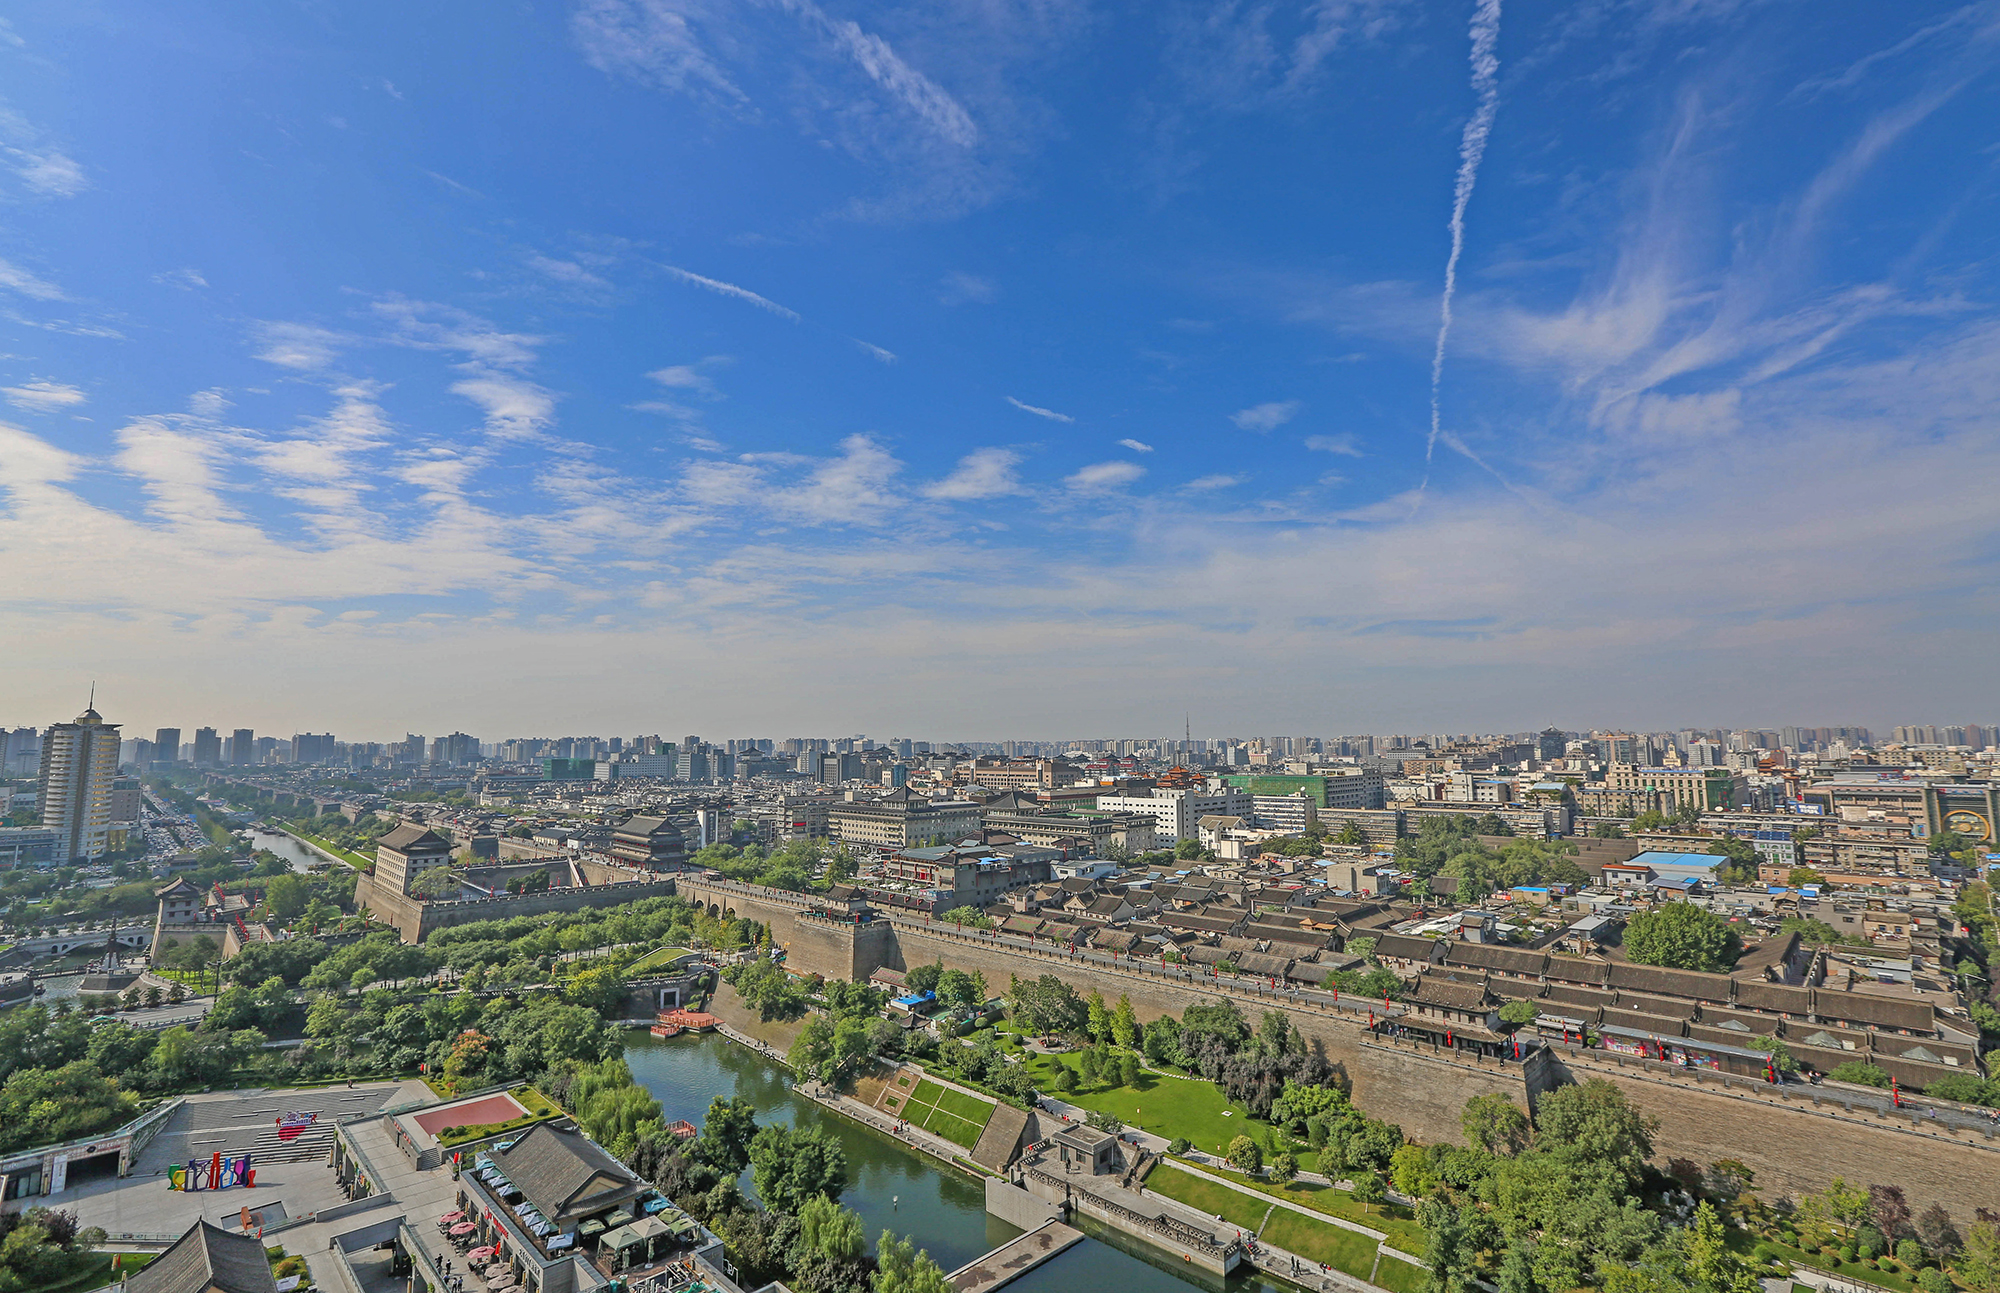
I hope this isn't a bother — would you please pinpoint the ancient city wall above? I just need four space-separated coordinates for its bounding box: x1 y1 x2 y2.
673 877 2000 1215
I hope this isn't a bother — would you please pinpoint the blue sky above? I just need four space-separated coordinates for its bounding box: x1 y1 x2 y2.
2 0 1998 740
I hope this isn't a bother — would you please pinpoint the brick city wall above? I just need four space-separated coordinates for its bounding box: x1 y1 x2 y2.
358 871 678 941
671 878 2000 1215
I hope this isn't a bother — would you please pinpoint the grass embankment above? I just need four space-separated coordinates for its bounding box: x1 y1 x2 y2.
627 946 694 977
901 1079 995 1149
284 828 373 870
1148 1161 1412 1286
1188 1161 1427 1255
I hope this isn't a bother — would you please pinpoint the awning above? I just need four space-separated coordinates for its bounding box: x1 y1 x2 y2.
577 1220 605 1239
604 1209 637 1229
602 1225 643 1251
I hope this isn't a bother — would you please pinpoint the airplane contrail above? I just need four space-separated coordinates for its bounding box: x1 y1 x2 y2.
1421 0 1503 498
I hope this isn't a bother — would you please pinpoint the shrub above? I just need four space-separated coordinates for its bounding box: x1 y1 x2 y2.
1896 1240 1924 1266
1167 1138 1191 1155
1916 1268 1951 1293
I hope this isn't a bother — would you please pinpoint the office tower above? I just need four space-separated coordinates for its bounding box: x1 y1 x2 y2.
155 727 182 764
193 727 222 765
39 702 122 862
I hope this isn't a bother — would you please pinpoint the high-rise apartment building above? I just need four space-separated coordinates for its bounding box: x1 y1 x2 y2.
229 728 255 765
293 732 337 763
39 703 122 862
154 727 182 764
192 727 222 765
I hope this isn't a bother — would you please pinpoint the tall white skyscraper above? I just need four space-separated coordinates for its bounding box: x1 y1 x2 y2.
39 702 122 862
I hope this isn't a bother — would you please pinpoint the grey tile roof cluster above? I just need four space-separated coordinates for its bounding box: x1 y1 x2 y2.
127 1220 279 1293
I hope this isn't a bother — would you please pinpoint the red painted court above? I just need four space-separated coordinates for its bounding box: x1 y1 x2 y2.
413 1093 529 1136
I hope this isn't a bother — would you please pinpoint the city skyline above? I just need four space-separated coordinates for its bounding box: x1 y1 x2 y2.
3 4 1998 728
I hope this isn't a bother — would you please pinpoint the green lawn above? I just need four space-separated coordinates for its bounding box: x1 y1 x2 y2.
932 1086 995 1123
918 1107 987 1148
1193 1163 1428 1256
1375 1255 1428 1293
1146 1163 1277 1233
1261 1209 1380 1277
45 1252 155 1293
627 946 694 976
1022 1052 1267 1154
899 1078 994 1149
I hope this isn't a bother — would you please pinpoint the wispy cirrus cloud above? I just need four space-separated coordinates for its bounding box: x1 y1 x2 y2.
1006 396 1072 423
1184 473 1242 490
1066 460 1146 491
1118 438 1154 453
253 321 347 371
1305 433 1361 456
0 257 64 301
938 271 995 304
924 447 1023 499
1 380 85 412
1230 399 1300 431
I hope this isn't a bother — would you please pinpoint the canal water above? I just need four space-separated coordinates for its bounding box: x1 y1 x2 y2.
245 827 332 873
621 1030 1288 1293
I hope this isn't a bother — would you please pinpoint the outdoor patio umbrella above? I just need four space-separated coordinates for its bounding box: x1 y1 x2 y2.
441 1211 466 1223
451 1223 477 1237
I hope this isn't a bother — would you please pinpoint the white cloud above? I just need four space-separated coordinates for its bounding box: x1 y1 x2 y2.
855 340 898 364
0 257 63 301
1 380 85 412
15 150 84 196
1184 474 1243 491
528 254 612 290
1065 460 1146 491
153 268 208 290
253 321 346 370
189 389 232 417
924 447 1023 500
1006 396 1072 423
1118 438 1154 453
657 263 802 321
451 376 557 442
938 271 995 305
1230 400 1301 431
1304 433 1362 456
648 357 730 398
572 0 751 110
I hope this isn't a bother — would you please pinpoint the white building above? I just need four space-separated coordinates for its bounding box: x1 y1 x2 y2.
1096 786 1252 841
39 704 122 863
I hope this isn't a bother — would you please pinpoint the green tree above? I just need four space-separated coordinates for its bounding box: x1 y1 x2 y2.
695 1095 759 1175
905 961 944 994
1461 1094 1531 1156
796 1193 865 1263
1226 1135 1262 1174
1498 1000 1540 1026
938 906 991 929
1269 1152 1298 1183
1953 1220 2000 1293
750 1122 848 1213
264 873 311 921
1533 1079 1656 1183
1787 867 1827 888
1826 1061 1891 1088
562 964 631 1017
1111 994 1137 1050
874 1231 950 1293
1622 903 1742 972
